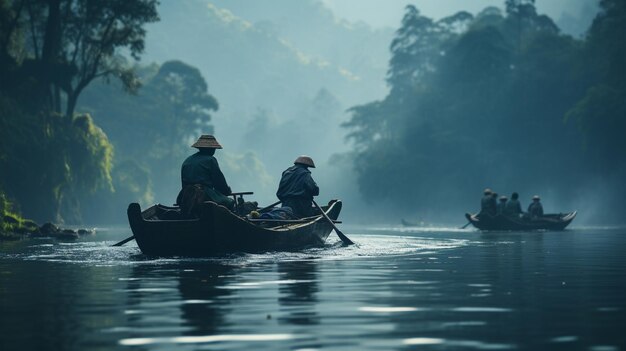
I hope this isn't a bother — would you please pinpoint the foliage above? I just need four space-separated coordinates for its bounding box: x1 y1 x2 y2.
76 60 220 223
0 0 159 117
0 189 27 236
0 0 156 222
0 95 114 221
344 1 626 221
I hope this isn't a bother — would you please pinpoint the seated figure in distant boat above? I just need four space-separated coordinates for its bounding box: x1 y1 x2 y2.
527 195 544 218
480 188 497 216
176 135 235 217
276 155 319 218
504 192 523 216
497 195 508 215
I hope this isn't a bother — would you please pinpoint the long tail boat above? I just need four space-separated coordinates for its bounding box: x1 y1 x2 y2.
127 199 342 256
465 211 576 231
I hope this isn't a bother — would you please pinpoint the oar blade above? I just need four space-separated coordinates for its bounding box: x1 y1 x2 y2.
312 200 354 246
334 228 354 245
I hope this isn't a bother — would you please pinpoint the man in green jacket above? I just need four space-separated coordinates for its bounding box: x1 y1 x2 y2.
177 135 235 216
504 192 523 216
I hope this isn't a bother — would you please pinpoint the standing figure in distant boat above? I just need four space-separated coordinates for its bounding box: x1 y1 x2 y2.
480 188 497 216
527 195 544 218
497 195 508 215
177 135 235 216
504 192 523 216
276 155 319 218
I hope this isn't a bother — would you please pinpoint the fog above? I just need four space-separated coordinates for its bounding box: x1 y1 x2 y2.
4 0 623 228
140 0 393 220
73 0 621 226
121 0 604 224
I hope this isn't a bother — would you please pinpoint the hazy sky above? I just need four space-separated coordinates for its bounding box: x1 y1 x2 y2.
321 0 597 28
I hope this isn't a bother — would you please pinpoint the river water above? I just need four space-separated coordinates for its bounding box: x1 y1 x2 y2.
1 225 625 351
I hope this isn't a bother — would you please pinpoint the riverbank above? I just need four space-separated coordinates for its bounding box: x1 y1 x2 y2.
0 192 95 241
0 218 96 241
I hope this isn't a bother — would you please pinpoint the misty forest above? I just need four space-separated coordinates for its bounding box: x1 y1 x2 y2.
0 0 624 228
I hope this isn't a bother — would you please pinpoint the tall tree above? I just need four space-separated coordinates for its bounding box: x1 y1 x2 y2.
20 0 159 118
148 60 219 149
387 5 440 96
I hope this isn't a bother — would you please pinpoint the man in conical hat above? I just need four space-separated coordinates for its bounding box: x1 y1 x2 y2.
275 155 319 218
527 195 544 218
176 135 235 215
479 188 497 217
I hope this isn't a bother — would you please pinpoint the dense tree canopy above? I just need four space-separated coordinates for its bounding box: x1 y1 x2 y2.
0 0 159 117
344 0 626 221
0 0 159 222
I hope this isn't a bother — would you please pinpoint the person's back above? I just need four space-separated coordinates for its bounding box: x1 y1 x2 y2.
480 189 497 216
277 156 319 218
177 135 234 216
504 192 523 216
497 196 508 215
527 195 544 218
181 152 230 196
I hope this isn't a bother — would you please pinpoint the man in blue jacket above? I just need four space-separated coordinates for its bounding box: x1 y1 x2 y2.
276 155 319 218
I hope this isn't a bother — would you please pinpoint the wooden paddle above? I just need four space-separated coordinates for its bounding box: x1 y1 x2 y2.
112 235 134 247
460 213 475 229
312 199 354 246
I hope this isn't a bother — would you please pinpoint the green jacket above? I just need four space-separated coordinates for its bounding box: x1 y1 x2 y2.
180 152 233 208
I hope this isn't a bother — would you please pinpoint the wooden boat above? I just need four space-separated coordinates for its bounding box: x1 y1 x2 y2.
127 199 342 256
464 211 577 231
401 218 418 227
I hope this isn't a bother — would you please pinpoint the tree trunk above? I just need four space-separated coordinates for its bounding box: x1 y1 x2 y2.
66 91 78 120
41 0 62 113
0 0 26 55
41 0 61 67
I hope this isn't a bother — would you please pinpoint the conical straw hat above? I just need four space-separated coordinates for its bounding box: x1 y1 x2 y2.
192 135 222 149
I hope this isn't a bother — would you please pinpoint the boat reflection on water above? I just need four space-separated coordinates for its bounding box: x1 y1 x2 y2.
177 263 236 336
124 262 236 339
277 260 320 326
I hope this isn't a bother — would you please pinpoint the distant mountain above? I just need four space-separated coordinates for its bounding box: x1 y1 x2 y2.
208 0 393 88
143 0 392 153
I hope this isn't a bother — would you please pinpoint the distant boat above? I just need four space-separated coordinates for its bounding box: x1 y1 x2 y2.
127 200 342 256
465 211 577 231
401 218 419 227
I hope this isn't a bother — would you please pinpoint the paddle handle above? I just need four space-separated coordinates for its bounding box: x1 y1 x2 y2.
112 235 135 247
231 191 253 196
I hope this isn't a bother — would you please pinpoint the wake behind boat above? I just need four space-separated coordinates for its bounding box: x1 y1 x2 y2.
127 199 342 256
465 211 577 231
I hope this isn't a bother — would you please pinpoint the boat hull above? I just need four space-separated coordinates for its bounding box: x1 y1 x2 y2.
128 200 342 256
465 211 576 231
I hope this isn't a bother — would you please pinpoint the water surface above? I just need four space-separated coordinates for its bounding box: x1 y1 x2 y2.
1 225 625 350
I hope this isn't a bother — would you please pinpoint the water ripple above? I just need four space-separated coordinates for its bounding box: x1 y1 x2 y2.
2 234 468 266
118 333 297 346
